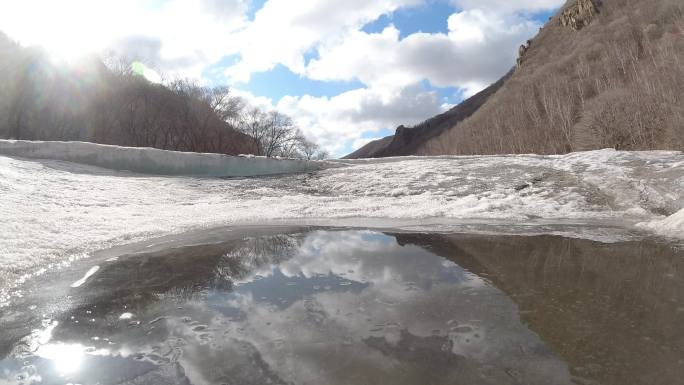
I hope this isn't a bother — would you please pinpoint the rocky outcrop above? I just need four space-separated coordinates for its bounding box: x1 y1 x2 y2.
516 39 532 67
560 0 600 30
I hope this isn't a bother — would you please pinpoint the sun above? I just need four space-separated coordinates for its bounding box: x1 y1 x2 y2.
0 0 129 63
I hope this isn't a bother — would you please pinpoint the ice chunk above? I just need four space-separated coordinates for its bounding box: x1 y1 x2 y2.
119 313 135 320
0 140 330 177
70 265 100 288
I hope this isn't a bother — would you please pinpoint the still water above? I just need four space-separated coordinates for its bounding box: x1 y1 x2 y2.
1 228 682 385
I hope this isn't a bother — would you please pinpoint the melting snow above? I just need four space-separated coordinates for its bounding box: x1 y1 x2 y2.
0 141 682 304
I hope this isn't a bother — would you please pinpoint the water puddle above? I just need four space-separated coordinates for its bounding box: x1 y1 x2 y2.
0 228 682 385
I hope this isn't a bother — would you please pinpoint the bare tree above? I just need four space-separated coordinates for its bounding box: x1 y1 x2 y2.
297 138 329 160
238 107 269 155
299 138 319 160
235 107 319 158
262 111 296 157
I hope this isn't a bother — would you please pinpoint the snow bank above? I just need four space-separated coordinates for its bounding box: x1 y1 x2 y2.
0 140 330 177
0 146 682 305
639 209 684 239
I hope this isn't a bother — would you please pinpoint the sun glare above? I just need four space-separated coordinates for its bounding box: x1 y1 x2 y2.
29 320 85 374
0 0 136 63
37 343 86 374
26 319 113 376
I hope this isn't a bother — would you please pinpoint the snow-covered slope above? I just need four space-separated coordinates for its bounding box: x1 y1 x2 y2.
0 144 682 305
0 140 329 176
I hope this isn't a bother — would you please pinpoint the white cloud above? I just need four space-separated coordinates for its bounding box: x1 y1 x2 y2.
274 82 444 154
452 0 564 14
231 88 276 112
0 0 249 78
223 0 422 82
306 9 538 92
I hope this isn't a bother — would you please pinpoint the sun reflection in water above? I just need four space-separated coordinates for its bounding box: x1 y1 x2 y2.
36 343 85 374
28 319 110 376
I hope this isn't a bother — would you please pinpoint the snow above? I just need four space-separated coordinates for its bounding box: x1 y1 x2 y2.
0 143 683 305
0 140 329 177
639 208 684 239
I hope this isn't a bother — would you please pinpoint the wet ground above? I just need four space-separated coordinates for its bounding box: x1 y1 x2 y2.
1 227 683 385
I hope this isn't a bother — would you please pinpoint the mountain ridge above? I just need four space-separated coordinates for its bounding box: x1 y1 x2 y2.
344 70 513 159
347 0 684 158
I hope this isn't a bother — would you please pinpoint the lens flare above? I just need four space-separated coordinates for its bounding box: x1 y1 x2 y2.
131 61 162 84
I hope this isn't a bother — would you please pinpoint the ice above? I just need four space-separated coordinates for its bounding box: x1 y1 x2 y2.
0 140 329 177
0 142 682 305
119 313 135 320
70 265 100 288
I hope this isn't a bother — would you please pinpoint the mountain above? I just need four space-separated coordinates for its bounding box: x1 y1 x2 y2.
0 32 256 155
347 0 684 158
344 71 512 159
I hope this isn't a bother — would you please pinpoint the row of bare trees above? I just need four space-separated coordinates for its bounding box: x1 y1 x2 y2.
88 69 254 155
0 33 328 159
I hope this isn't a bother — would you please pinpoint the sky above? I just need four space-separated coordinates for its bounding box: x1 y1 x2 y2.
0 0 564 156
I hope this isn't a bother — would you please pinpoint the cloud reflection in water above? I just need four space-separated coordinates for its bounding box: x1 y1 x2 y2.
0 230 573 385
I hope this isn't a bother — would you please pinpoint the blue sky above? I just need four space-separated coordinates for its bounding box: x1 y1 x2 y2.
235 0 556 107
0 0 564 156
234 2 465 106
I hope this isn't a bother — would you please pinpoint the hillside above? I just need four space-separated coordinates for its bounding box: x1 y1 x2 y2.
0 32 256 155
348 0 684 158
344 70 512 159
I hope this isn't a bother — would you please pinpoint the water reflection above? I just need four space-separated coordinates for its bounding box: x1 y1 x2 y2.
0 229 681 385
395 233 684 385
37 343 86 374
